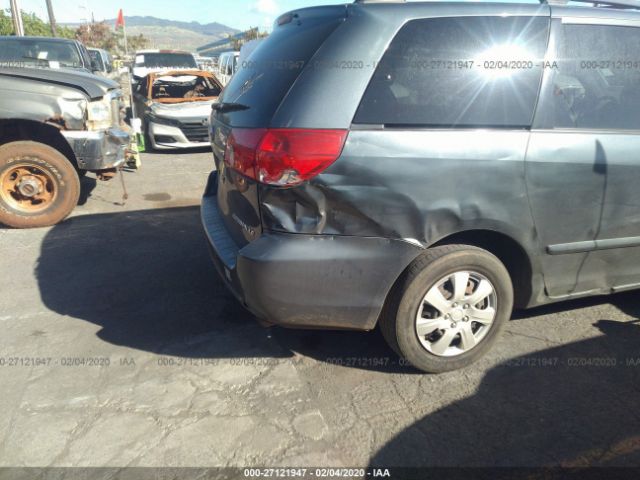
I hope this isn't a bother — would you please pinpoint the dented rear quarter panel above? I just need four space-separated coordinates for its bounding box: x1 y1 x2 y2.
260 129 545 307
261 130 537 247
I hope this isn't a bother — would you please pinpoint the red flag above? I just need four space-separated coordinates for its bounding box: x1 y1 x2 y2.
116 9 125 29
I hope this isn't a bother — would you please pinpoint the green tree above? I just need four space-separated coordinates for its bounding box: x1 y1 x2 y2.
0 10 11 35
0 9 74 37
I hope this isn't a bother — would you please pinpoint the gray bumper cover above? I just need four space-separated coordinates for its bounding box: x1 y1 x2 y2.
201 172 423 331
62 127 130 171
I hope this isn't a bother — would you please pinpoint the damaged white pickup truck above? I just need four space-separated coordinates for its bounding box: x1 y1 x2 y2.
0 67 132 228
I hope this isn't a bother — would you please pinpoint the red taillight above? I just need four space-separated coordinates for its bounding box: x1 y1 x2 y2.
223 129 266 178
224 128 348 187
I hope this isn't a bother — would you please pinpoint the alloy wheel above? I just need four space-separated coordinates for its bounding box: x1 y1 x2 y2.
415 270 498 357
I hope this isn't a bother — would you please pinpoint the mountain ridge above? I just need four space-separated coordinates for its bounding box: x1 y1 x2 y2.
104 16 239 37
62 16 240 51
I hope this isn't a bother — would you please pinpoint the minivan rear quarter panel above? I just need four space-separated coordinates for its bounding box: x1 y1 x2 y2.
260 130 539 267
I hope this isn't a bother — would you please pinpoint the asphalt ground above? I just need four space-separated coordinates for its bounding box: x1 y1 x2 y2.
1 148 639 472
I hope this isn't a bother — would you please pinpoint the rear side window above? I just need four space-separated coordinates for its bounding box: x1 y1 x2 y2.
219 15 343 128
539 24 640 130
354 16 549 128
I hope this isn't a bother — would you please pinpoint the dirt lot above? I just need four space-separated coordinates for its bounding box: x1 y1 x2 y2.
1 149 640 470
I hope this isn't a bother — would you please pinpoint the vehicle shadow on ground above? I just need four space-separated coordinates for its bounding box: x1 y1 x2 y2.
35 206 640 375
144 146 211 156
78 176 98 206
511 289 640 321
35 206 405 369
370 319 640 468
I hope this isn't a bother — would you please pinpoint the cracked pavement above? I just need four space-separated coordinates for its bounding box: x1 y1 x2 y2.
1 149 639 468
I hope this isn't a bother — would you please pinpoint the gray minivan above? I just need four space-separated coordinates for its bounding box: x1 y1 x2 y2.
202 0 640 373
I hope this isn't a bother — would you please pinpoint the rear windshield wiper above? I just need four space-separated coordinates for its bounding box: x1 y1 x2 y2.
212 102 250 113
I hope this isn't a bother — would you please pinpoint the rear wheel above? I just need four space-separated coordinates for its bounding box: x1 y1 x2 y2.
380 245 513 373
0 141 80 229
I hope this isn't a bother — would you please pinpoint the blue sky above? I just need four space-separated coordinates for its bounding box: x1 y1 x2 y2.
1 0 345 30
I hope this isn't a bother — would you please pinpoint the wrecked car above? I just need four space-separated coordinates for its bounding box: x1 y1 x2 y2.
132 70 221 150
202 0 640 374
0 67 131 228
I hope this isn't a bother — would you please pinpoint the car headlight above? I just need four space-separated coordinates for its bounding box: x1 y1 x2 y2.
87 96 113 131
148 114 179 127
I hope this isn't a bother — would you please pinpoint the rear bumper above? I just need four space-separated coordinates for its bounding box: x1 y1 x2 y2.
201 172 423 331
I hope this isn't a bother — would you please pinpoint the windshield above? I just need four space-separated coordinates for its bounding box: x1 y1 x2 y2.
135 53 197 69
0 38 83 69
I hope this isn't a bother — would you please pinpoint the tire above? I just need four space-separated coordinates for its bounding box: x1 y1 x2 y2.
0 141 80 229
380 245 513 373
143 122 154 152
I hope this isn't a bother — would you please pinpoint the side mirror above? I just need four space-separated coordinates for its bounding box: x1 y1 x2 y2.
90 59 101 73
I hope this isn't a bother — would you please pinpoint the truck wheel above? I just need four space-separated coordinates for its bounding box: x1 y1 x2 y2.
0 141 80 229
380 245 513 373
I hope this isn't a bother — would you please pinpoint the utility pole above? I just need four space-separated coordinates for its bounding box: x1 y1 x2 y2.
9 0 25 37
45 0 58 37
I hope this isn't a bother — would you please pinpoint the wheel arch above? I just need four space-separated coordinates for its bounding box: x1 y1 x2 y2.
430 229 537 309
0 119 79 171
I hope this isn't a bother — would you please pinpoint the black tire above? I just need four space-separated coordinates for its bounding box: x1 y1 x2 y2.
143 122 154 153
0 141 80 229
380 245 513 373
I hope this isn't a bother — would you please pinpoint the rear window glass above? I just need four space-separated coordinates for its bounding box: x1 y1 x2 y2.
354 16 549 128
136 53 197 69
0 38 83 69
218 15 343 128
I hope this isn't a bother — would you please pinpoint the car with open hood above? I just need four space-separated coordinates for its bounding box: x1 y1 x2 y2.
132 70 222 150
